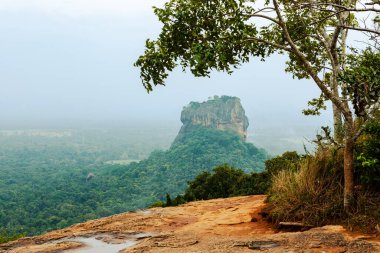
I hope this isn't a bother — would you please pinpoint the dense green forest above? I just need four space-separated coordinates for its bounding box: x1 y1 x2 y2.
0 125 267 236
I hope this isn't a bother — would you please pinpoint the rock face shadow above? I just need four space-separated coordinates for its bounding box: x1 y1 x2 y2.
175 96 249 142
247 240 282 250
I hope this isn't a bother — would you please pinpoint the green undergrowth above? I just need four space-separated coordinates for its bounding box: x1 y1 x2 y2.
0 229 25 244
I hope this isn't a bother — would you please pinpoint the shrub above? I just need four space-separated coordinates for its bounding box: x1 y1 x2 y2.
268 146 380 233
268 148 344 226
265 151 300 176
0 229 24 244
184 164 269 201
149 201 165 208
233 172 271 196
155 163 271 207
355 118 380 191
165 193 173 207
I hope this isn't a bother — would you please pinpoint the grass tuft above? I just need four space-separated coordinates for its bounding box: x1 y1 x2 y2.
267 148 380 233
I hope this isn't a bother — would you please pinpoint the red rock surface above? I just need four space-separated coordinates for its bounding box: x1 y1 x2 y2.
1 195 379 253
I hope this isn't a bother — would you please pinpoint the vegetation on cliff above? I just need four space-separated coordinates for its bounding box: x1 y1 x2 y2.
125 125 268 201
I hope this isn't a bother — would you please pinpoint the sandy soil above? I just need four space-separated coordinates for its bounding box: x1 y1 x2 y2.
1 195 379 253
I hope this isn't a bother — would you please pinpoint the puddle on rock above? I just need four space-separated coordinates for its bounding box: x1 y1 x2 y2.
63 232 154 253
135 209 152 215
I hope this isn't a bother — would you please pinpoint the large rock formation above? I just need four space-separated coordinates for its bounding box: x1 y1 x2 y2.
176 96 249 141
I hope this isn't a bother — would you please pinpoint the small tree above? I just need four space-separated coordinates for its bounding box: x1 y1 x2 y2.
135 0 380 210
165 193 173 207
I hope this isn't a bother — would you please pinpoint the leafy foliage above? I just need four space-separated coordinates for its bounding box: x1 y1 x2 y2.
264 151 300 176
0 229 24 244
341 49 380 116
302 94 328 116
160 164 270 207
355 117 380 191
134 0 267 92
183 164 270 201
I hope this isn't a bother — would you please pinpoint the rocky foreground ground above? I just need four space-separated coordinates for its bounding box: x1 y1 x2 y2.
1 195 379 253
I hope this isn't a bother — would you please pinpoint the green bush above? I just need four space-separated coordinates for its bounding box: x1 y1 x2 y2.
355 119 380 191
0 229 24 244
164 164 271 205
149 201 165 208
185 164 245 200
264 151 300 176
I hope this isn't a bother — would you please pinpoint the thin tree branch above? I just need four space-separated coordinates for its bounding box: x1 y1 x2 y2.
244 37 292 52
251 7 275 15
272 0 351 118
339 25 380 35
331 27 342 54
248 14 280 25
296 6 379 30
297 3 380 13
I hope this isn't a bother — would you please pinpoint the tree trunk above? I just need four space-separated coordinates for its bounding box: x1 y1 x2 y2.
333 104 343 143
343 119 355 211
330 71 344 143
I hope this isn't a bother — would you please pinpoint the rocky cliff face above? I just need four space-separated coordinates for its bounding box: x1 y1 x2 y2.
175 96 249 142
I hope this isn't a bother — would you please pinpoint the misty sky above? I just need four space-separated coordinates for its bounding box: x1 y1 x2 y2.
0 0 333 148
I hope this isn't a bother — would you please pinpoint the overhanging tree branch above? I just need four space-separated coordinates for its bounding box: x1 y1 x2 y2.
248 14 280 25
339 25 380 35
273 0 350 118
297 2 380 13
244 37 292 52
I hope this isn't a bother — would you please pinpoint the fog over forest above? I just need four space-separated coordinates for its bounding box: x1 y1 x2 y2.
0 0 333 154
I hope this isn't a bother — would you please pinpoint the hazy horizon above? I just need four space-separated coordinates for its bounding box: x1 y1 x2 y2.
0 0 333 153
